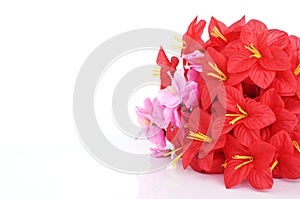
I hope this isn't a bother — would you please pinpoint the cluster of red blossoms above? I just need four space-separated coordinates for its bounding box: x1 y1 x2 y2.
136 16 300 190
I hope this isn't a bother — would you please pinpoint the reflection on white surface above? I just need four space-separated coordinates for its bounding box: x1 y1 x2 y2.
137 162 300 199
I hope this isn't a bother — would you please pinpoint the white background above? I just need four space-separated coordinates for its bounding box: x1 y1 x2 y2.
0 0 299 198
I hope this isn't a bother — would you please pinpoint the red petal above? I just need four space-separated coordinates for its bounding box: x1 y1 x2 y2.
248 168 273 190
186 16 206 38
269 70 297 96
226 71 249 86
243 99 276 129
249 141 276 169
260 47 291 71
249 63 276 89
234 124 261 147
228 16 246 32
201 85 217 111
182 141 201 169
271 108 298 133
284 96 300 114
189 155 203 173
223 39 244 57
240 20 268 46
220 86 244 112
156 47 172 67
188 107 211 133
279 155 300 179
259 88 284 109
224 134 248 159
198 151 214 171
288 35 300 65
267 29 289 50
224 159 252 188
206 47 227 72
227 51 256 73
205 151 226 174
269 130 294 154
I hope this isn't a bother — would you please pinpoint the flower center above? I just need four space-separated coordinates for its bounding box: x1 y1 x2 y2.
225 104 248 125
244 43 262 59
207 62 227 81
142 118 151 125
293 63 300 76
232 155 254 170
293 140 300 153
210 26 227 42
187 131 212 142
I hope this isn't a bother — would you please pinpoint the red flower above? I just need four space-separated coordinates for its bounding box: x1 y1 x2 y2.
183 16 206 53
224 135 276 189
200 47 249 110
260 89 298 135
269 130 300 179
222 86 275 146
225 20 291 89
181 107 227 171
207 16 245 50
156 47 179 89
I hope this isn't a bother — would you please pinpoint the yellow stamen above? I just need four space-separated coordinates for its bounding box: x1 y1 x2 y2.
170 153 183 167
141 119 151 125
174 35 186 45
152 65 161 77
225 104 248 125
293 140 300 153
221 159 227 168
163 147 183 157
270 159 278 171
244 43 262 59
187 131 212 142
207 62 227 81
210 26 227 42
293 63 300 76
172 35 186 50
232 155 254 170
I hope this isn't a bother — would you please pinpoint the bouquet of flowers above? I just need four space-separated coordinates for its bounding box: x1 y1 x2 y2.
136 16 300 190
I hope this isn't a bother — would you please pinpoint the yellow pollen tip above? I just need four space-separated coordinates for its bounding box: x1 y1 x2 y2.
172 35 186 50
225 104 248 125
210 26 227 42
293 63 300 76
293 140 300 153
187 131 212 142
221 160 227 168
152 65 161 77
232 155 253 169
207 62 227 81
270 159 278 171
244 43 262 59
170 152 183 167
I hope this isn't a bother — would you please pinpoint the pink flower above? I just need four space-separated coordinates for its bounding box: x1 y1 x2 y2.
183 50 204 72
136 98 167 148
157 68 199 109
